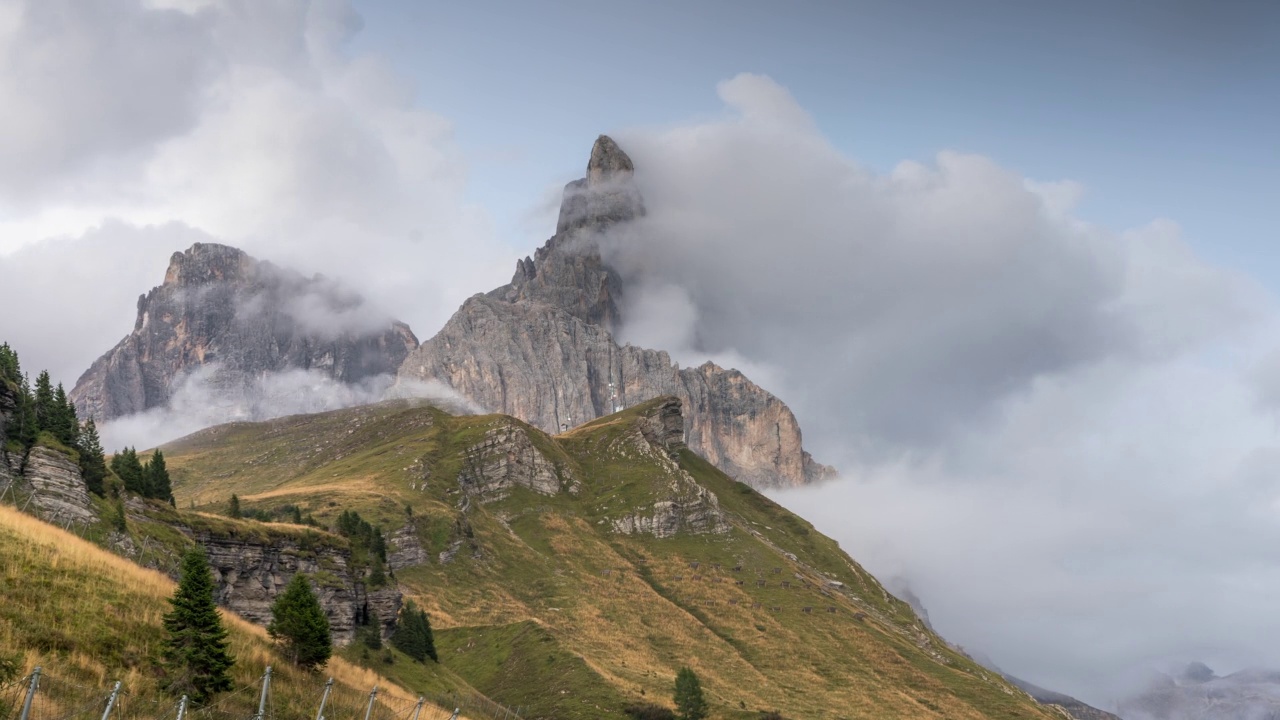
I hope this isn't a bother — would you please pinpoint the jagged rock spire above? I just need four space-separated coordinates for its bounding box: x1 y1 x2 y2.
586 135 635 187
556 134 645 235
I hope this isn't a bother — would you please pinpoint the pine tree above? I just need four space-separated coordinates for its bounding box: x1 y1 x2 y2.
14 376 37 449
390 601 437 663
146 449 174 504
112 448 146 495
32 371 53 434
78 418 108 497
268 574 331 670
50 384 78 447
673 667 708 720
228 494 242 519
0 343 18 384
162 547 234 704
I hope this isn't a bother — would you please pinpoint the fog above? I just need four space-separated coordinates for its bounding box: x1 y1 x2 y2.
100 365 482 451
2 1 1279 714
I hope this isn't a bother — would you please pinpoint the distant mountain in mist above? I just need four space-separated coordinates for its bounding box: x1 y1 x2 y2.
70 242 418 422
69 136 830 489
1118 662 1280 720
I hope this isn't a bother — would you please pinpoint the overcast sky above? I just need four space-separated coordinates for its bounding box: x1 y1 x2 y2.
1 0 1279 711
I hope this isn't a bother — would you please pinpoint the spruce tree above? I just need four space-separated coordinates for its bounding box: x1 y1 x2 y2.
14 376 37 449
50 384 78 447
390 600 437 663
0 343 18 384
78 418 108 497
228 494 242 519
268 574 331 670
673 667 708 720
113 448 146 495
162 547 234 704
146 449 174 504
33 371 53 433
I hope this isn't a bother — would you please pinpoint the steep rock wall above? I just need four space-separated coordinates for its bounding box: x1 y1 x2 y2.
71 242 418 421
399 136 831 489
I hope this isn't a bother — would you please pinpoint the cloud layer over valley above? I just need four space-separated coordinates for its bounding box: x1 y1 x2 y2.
2 1 1279 711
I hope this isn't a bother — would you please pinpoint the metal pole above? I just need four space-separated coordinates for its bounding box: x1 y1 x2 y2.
100 681 122 720
408 697 424 720
255 666 272 720
315 679 333 720
362 686 378 720
176 696 188 720
16 667 40 720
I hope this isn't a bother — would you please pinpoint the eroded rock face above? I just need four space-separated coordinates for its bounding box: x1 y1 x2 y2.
70 242 419 421
399 136 831 489
195 530 400 645
21 446 98 526
457 419 578 502
610 398 728 539
387 521 430 572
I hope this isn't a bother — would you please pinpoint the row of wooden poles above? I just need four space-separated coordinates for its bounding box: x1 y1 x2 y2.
11 668 460 720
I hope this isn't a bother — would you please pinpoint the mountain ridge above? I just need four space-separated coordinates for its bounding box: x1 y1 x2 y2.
399 135 833 488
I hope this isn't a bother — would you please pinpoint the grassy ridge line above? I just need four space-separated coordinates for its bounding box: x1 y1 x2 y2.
0 504 468 720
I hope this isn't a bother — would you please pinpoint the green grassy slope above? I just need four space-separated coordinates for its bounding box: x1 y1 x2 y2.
160 398 1061 720
0 504 462 720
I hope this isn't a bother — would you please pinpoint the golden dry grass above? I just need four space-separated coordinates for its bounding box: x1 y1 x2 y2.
0 504 462 720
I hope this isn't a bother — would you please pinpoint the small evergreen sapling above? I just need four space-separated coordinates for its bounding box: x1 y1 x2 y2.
162 548 234 704
268 574 332 670
673 667 708 720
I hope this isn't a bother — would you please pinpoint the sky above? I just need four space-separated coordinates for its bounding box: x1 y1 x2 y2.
1 0 1280 712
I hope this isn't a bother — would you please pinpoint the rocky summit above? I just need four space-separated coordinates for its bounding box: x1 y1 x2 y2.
70 243 419 421
400 136 833 488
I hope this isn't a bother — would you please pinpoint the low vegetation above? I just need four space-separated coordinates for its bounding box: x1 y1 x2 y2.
0 504 461 719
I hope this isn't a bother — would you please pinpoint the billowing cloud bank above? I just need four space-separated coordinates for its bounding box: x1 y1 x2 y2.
607 74 1280 707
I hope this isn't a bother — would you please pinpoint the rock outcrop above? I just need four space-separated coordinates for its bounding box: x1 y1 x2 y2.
457 419 579 502
20 446 98 526
70 243 419 421
399 136 831 488
608 397 728 538
194 529 400 645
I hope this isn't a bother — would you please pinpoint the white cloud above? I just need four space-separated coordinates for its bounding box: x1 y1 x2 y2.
0 0 512 388
601 72 1280 709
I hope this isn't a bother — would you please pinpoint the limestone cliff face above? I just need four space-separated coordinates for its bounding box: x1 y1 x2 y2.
70 243 419 421
609 397 729 539
20 446 99 526
195 529 400 645
399 138 831 488
457 418 580 502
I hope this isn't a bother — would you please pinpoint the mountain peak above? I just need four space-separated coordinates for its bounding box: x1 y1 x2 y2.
586 134 634 187
556 134 645 235
163 242 252 287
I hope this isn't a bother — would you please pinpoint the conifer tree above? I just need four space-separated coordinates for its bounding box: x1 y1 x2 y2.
268 574 331 670
50 384 78 447
162 547 234 704
14 376 37 449
33 371 53 433
228 494 242 519
146 449 174 504
673 667 708 720
390 600 437 663
78 418 108 497
112 448 146 495
0 343 18 384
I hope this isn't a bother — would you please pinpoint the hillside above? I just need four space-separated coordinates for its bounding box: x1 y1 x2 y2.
160 397 1063 720
0 504 463 720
